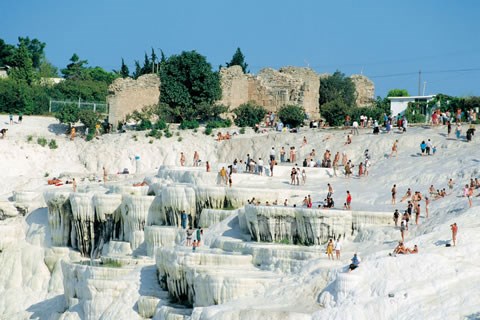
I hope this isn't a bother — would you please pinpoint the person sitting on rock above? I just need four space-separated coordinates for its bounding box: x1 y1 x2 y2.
348 253 360 272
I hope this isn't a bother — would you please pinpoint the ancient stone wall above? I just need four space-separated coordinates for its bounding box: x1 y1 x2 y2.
350 74 375 107
219 66 321 119
107 74 160 126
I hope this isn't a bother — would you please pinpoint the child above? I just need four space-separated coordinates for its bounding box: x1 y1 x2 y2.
192 240 197 252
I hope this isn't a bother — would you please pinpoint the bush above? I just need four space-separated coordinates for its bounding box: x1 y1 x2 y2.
55 103 79 125
148 128 163 139
278 105 305 128
206 118 232 129
179 120 199 130
404 103 426 123
136 119 152 131
348 106 384 124
233 102 267 127
86 132 94 141
204 127 213 135
48 139 58 149
177 137 183 142
164 126 173 138
321 98 349 126
37 137 47 147
154 119 167 130
27 135 33 142
239 127 246 134
78 109 99 130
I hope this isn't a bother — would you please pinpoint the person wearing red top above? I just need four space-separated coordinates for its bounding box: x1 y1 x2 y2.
346 191 352 210
451 223 458 246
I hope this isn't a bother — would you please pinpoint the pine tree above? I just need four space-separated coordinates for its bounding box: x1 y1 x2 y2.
225 47 248 73
133 60 142 79
120 58 129 78
9 44 37 85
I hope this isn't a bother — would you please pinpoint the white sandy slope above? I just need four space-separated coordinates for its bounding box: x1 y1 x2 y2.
0 115 479 320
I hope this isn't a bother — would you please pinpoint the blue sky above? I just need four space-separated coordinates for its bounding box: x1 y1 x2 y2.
1 0 480 97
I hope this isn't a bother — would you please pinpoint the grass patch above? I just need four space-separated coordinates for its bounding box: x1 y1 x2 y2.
27 135 33 142
48 139 58 149
101 260 123 268
37 137 47 147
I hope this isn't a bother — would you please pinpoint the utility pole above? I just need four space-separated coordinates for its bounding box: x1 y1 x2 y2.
418 70 422 96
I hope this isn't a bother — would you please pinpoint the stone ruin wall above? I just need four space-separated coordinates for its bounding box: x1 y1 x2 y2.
107 74 161 126
106 68 375 125
218 66 321 119
350 74 375 107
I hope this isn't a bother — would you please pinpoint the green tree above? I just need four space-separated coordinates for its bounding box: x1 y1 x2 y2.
320 98 349 126
159 50 222 121
84 66 118 84
225 47 248 73
278 105 305 127
319 71 356 107
17 36 46 69
50 79 109 102
78 109 99 130
119 58 129 78
9 44 37 85
38 59 59 78
55 103 79 124
61 54 88 80
133 60 142 79
233 102 267 127
0 39 15 67
387 89 409 97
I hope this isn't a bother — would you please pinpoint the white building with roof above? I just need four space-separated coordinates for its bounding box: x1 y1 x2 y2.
388 95 436 116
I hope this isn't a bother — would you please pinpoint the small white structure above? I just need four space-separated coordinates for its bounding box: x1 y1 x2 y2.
388 95 436 116
0 66 9 78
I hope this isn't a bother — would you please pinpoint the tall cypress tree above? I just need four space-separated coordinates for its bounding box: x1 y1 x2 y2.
225 47 249 73
120 58 129 78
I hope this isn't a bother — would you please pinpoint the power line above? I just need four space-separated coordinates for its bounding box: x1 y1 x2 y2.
368 67 480 79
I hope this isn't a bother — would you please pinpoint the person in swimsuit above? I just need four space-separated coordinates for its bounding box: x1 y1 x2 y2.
326 239 334 260
391 184 397 204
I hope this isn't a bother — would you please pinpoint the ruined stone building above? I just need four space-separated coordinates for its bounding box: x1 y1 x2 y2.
218 66 321 119
107 74 161 126
107 67 375 124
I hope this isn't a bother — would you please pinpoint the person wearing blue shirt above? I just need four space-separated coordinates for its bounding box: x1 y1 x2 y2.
349 253 360 272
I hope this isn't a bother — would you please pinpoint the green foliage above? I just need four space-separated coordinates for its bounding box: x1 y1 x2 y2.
233 102 267 127
148 128 163 139
204 127 213 135
18 36 46 69
321 98 349 126
55 103 79 124
405 102 426 123
0 78 49 114
154 119 167 130
61 53 88 80
164 126 173 138
101 260 123 268
9 44 37 85
78 109 99 129
119 58 129 78
50 79 109 102
348 106 384 124
239 127 246 134
179 120 200 130
86 132 94 141
319 70 356 108
177 137 183 142
27 135 33 142
387 89 409 97
136 119 152 131
225 48 249 73
206 118 231 129
44 172 49 177
159 50 222 122
48 139 58 149
0 39 15 67
278 105 305 128
37 137 47 147
278 238 290 245
38 59 58 78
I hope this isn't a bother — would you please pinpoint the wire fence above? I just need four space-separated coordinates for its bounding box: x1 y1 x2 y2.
49 99 108 114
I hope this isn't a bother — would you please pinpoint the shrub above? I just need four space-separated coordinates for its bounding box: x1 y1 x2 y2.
206 119 232 129
348 106 384 125
37 137 47 147
148 128 163 139
321 98 349 126
278 105 305 128
177 137 183 142
404 103 426 123
239 127 246 134
78 109 99 130
204 127 213 135
44 172 49 177
48 139 58 149
27 135 33 142
86 132 95 141
136 119 152 131
179 120 199 130
149 139 153 144
164 126 173 138
55 104 79 125
154 119 167 130
233 102 267 127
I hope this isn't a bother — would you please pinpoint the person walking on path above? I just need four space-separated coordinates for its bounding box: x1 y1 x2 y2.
393 209 400 227
103 167 108 183
70 127 76 141
180 152 186 166
72 178 77 192
334 238 342 260
193 151 200 167
451 223 458 246
326 239 334 260
9 113 13 125
390 140 398 158
346 191 352 210
391 184 397 204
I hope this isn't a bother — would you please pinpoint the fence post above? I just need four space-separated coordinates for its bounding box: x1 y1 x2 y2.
93 103 96 112
49 99 52 113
